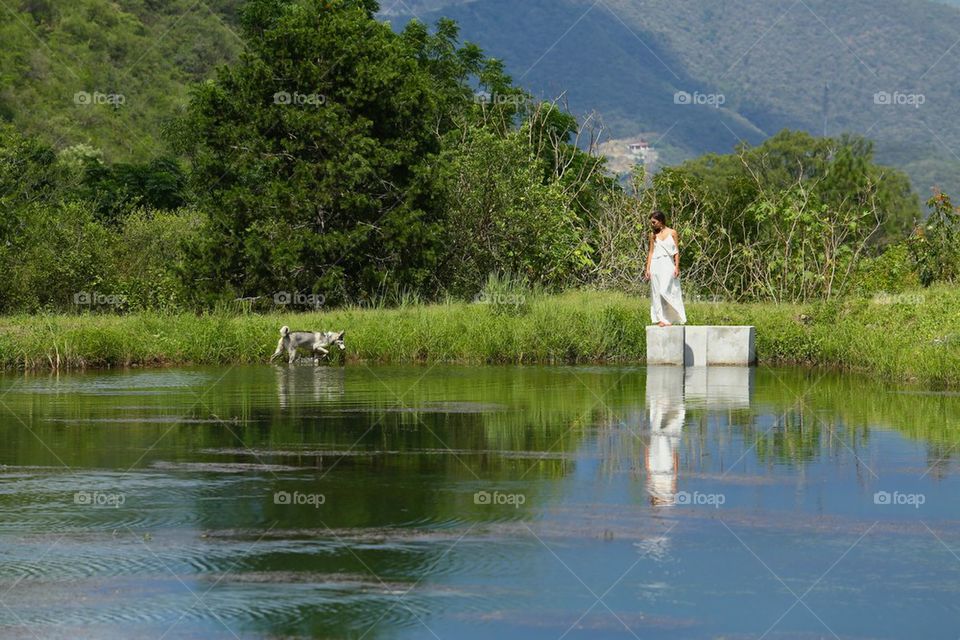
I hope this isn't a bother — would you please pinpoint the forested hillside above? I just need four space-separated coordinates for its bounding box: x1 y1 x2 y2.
0 0 242 161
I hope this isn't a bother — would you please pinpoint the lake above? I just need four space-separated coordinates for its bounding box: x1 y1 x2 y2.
0 364 957 639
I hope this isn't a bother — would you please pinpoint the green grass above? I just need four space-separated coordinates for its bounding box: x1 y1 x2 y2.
0 287 958 387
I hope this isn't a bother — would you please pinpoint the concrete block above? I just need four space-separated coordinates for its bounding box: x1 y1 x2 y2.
707 326 756 365
646 325 685 365
683 326 708 366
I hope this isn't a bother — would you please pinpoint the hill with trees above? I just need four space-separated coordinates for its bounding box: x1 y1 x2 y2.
0 0 242 161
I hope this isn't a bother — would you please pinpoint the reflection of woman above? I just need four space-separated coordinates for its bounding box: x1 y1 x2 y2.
645 400 684 506
644 366 685 507
644 211 687 327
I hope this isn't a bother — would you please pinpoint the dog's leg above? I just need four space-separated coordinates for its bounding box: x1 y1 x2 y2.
270 337 286 363
313 346 329 365
288 347 298 364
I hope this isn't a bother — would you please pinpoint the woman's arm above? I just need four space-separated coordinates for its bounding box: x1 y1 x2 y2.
672 229 680 277
645 233 654 279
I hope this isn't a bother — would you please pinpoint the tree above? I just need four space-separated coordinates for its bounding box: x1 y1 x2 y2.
616 130 923 302
74 156 188 223
435 125 592 296
174 0 526 304
675 130 919 244
912 190 960 285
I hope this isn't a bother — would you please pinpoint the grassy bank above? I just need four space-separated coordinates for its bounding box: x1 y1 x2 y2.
0 287 957 387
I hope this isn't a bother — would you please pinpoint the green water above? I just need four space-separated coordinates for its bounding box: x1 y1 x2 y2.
0 364 958 639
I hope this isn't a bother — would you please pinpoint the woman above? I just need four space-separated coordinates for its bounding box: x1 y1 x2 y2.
644 211 687 326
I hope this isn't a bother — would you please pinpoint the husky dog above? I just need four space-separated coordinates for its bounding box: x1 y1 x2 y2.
270 326 346 364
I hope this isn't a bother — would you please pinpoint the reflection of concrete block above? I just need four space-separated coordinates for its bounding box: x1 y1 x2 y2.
707 326 756 365
685 366 753 409
684 365 707 399
646 326 684 365
683 326 708 366
646 365 687 398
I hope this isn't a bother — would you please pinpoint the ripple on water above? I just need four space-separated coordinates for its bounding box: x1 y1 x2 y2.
9 371 215 395
0 470 240 534
150 461 300 474
198 447 574 460
44 417 256 424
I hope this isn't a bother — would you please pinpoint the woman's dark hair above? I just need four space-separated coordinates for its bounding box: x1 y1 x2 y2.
650 211 666 224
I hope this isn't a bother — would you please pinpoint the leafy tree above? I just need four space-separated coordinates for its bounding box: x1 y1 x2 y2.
74 156 188 223
617 130 923 302
435 125 593 296
0 201 113 312
0 124 64 209
912 190 960 285
0 125 70 250
173 0 556 304
673 130 919 244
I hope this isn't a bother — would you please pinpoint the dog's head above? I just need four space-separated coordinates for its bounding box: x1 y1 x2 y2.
326 331 346 351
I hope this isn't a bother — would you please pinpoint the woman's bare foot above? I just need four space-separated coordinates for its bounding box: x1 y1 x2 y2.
657 321 668 327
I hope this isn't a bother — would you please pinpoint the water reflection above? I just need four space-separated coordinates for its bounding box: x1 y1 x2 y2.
1 365 959 640
644 366 754 506
274 364 346 409
684 366 753 410
645 367 685 506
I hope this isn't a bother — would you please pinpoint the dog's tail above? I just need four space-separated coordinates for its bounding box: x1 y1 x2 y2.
280 325 290 337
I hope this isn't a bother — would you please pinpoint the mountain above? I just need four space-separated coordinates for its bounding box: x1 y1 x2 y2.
385 0 960 199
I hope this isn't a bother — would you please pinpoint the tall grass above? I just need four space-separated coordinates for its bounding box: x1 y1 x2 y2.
0 286 957 387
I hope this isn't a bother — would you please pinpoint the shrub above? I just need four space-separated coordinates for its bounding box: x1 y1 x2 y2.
110 208 208 311
847 242 920 297
0 201 115 312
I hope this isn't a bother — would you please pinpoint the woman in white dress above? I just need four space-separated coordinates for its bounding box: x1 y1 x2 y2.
644 211 687 326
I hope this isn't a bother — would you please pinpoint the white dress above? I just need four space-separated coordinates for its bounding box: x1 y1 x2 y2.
649 234 687 325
